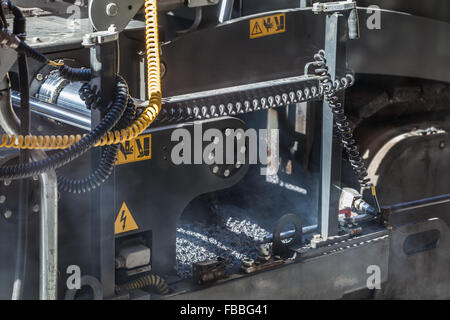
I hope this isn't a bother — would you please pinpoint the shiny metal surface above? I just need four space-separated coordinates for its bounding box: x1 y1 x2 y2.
0 78 58 300
11 91 90 131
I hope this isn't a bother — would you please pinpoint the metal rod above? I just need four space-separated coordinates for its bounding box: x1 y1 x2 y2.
264 212 376 244
12 52 30 301
218 0 234 23
319 12 343 240
0 77 58 300
11 91 91 131
383 193 450 215
263 224 318 243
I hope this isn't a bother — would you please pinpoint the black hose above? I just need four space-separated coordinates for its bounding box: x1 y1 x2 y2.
16 41 48 64
3 1 48 65
116 274 169 295
57 98 137 194
0 75 129 180
59 65 92 82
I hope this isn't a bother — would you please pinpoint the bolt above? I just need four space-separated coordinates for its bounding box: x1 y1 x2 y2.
106 3 119 17
224 169 230 177
4 179 11 186
0 195 5 204
440 141 446 149
212 166 219 174
4 210 12 219
36 73 44 81
32 205 40 213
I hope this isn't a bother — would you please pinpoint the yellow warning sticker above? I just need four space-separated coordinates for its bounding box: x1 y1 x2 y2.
249 13 286 39
116 134 152 165
114 202 139 235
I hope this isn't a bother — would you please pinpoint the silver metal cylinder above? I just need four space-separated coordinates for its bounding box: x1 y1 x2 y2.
37 74 86 111
11 91 91 131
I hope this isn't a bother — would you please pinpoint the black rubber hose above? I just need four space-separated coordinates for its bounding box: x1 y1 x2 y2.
57 98 137 194
5 1 48 65
116 274 169 295
59 65 92 82
16 41 48 64
0 75 129 180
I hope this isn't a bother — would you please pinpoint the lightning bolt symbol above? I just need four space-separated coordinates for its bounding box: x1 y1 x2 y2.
120 210 127 230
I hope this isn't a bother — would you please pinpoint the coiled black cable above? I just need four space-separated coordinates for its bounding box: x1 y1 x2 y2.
116 274 169 295
56 66 137 194
313 49 371 188
57 97 137 194
0 75 129 180
79 82 101 110
59 65 92 82
17 41 48 64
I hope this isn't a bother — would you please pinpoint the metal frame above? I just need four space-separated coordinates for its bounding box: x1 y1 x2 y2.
316 3 356 240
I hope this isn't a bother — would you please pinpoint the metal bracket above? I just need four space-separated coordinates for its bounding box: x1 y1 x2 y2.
312 0 360 39
312 0 356 13
82 25 119 47
88 0 144 32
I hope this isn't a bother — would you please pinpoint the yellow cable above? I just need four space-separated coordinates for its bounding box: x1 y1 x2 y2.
48 60 64 67
0 0 161 150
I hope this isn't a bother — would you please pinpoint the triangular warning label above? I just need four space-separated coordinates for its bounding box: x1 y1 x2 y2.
114 202 139 234
251 21 263 36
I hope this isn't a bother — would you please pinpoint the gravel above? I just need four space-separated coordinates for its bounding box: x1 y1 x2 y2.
176 214 271 279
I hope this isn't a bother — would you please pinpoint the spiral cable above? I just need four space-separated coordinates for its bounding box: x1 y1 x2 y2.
312 49 371 189
59 65 92 82
0 0 161 151
0 75 129 180
116 274 169 295
57 98 137 194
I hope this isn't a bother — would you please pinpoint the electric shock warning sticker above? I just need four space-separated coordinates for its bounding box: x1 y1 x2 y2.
249 13 286 39
114 202 139 234
115 134 152 165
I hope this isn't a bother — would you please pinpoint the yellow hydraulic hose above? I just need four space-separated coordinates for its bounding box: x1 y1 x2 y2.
0 0 161 150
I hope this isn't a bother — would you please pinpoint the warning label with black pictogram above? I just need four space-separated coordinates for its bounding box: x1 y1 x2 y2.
116 134 152 165
114 202 139 235
249 13 286 39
